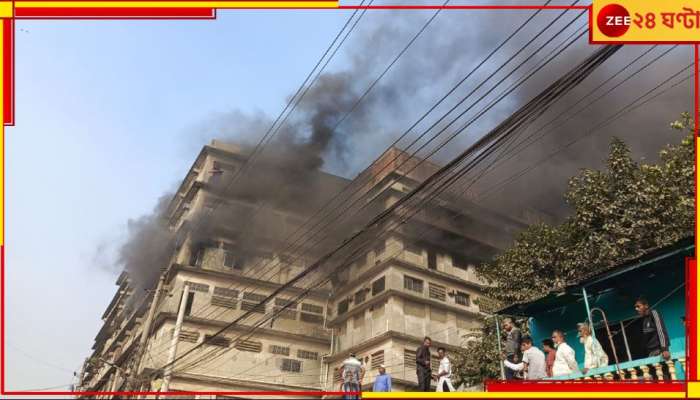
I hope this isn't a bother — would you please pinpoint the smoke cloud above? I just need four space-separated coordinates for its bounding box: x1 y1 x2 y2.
102 2 693 297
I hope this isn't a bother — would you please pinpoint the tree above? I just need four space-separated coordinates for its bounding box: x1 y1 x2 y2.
453 114 695 384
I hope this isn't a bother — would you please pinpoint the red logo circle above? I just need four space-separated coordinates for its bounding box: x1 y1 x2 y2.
597 4 631 37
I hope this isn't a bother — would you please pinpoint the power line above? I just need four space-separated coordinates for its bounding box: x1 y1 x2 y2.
453 44 674 198
156 43 621 378
146 5 589 367
8 383 73 392
8 344 75 374
475 66 693 202
169 0 572 334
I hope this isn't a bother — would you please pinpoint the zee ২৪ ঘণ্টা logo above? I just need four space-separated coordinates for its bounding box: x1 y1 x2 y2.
597 3 631 37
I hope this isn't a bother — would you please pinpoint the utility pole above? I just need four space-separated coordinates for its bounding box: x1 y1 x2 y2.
161 282 190 393
131 271 167 391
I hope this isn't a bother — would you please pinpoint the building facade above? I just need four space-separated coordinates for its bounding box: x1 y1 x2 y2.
79 143 524 397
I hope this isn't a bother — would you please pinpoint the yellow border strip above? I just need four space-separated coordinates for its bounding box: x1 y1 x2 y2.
15 1 338 9
362 392 685 398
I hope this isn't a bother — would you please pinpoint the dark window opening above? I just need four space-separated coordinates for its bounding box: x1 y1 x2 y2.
372 277 385 296
404 276 424 293
355 290 367 305
338 299 349 315
190 246 204 267
428 250 437 270
455 291 470 306
184 292 195 316
223 250 244 270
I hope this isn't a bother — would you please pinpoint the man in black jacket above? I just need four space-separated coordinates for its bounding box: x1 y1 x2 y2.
635 297 672 380
634 297 671 359
416 336 432 391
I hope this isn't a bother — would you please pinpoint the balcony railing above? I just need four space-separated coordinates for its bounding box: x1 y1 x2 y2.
548 351 686 381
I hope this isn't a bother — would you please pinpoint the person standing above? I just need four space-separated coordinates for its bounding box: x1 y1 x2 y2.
634 297 671 360
340 353 364 400
434 347 456 392
372 364 392 392
551 329 579 377
541 338 557 378
635 297 671 380
503 337 547 380
577 322 608 374
415 336 432 391
502 318 522 380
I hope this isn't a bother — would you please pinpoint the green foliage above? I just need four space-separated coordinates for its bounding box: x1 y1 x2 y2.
454 114 695 385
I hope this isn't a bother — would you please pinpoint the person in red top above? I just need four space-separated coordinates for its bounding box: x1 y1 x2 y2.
541 338 556 378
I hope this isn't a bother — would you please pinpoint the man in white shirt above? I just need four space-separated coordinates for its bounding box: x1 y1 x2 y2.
433 347 456 392
340 353 365 400
551 329 580 377
503 337 547 380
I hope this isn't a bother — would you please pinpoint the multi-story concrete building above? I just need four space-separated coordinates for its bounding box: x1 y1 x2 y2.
79 142 524 397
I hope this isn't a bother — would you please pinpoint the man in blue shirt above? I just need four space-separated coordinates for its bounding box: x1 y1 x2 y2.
373 364 392 392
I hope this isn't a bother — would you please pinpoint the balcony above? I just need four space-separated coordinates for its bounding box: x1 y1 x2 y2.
548 351 686 381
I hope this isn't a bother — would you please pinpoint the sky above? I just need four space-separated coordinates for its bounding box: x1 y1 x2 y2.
6 10 353 392
4 3 694 394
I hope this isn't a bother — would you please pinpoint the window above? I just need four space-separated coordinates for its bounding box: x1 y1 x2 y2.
204 335 231 347
235 340 262 353
428 250 437 270
178 330 199 343
190 246 204 267
276 298 298 309
214 287 239 298
354 290 367 305
371 277 385 296
241 292 266 313
274 298 298 320
404 349 416 367
404 275 424 293
223 249 244 270
300 313 323 324
184 292 195 316
297 350 318 360
211 296 237 309
185 281 210 293
301 303 323 314
455 291 471 306
280 358 302 373
404 242 422 255
371 350 385 369
212 287 238 309
338 299 349 315
374 240 386 262
273 307 297 320
452 254 470 270
269 345 290 356
300 302 323 324
242 292 266 302
428 283 446 302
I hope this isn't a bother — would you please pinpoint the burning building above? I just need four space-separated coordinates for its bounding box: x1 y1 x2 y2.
78 140 525 395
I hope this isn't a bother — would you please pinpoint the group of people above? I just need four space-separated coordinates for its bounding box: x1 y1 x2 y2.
337 297 673 396
501 297 672 380
338 336 455 397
